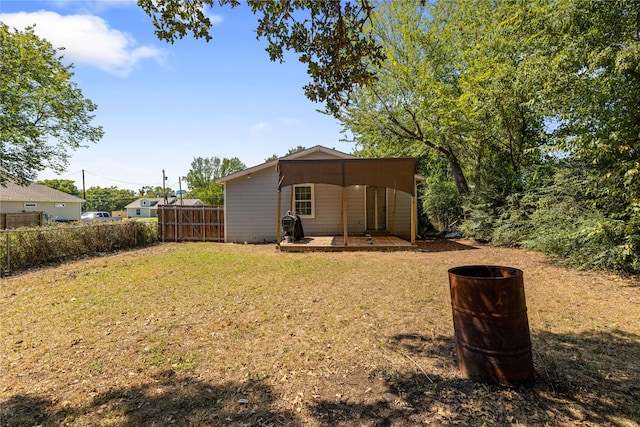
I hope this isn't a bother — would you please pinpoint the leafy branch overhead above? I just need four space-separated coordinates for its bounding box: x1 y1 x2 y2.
0 24 103 186
137 0 384 113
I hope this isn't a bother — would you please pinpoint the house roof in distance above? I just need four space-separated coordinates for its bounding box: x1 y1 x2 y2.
125 198 203 209
0 181 84 203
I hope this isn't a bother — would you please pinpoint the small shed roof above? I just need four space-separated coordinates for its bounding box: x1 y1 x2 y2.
0 182 84 203
277 158 419 195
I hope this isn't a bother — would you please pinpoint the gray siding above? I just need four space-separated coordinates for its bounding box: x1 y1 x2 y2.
283 184 366 236
225 166 280 243
387 190 412 239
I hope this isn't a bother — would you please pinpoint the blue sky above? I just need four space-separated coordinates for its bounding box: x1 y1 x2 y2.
1 0 353 192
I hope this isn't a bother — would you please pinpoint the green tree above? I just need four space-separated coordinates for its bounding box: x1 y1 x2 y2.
219 157 246 178
264 146 307 162
137 0 383 113
527 0 640 230
343 1 547 199
0 24 103 186
183 156 245 205
37 179 80 196
137 186 168 197
84 186 136 212
452 0 640 271
340 2 472 196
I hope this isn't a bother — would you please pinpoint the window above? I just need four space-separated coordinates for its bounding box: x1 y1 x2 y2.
294 184 314 218
136 208 141 216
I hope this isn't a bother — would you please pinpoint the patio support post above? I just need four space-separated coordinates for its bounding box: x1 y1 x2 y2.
340 189 344 235
391 189 397 234
277 190 282 245
411 195 416 244
289 185 294 212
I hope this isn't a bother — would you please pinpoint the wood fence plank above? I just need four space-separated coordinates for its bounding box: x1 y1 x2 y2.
157 205 224 242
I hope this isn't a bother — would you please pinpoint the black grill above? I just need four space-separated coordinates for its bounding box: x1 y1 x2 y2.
281 211 304 242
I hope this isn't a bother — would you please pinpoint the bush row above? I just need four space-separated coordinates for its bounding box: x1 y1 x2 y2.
460 162 640 274
0 221 158 275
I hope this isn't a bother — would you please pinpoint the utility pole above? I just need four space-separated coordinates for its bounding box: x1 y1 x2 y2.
178 176 184 206
82 169 86 212
162 169 168 205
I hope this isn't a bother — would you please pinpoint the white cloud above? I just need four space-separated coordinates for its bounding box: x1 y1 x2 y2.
279 116 301 127
0 11 165 77
247 122 272 138
207 14 224 26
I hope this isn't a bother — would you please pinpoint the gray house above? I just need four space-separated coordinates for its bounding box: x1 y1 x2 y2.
216 146 423 244
125 197 204 218
0 181 84 222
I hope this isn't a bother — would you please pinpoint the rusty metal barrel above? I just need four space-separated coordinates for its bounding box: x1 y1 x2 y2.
448 265 533 386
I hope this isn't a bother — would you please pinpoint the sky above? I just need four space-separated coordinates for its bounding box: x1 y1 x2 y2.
1 0 354 192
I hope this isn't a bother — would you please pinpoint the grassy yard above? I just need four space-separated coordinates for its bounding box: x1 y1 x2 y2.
1 241 639 426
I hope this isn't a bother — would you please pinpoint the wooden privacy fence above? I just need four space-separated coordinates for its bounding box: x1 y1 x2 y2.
1 212 43 229
158 205 224 242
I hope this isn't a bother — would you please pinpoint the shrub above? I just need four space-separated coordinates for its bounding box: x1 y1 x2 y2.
0 221 158 275
421 175 462 233
462 160 640 273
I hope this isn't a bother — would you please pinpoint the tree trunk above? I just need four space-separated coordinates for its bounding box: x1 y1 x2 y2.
438 143 469 197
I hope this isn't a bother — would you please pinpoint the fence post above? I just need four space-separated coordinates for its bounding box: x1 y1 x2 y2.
4 232 10 276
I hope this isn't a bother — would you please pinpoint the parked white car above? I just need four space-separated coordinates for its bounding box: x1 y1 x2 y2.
80 212 122 221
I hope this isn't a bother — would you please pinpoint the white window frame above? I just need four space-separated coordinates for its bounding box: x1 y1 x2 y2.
293 184 315 218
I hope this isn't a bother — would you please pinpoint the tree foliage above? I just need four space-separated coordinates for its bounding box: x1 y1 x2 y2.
347 0 640 271
183 156 245 205
264 146 307 162
0 24 103 186
37 179 80 196
84 186 136 212
137 0 383 113
137 186 170 198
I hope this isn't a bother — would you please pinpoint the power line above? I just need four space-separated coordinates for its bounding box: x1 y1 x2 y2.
83 170 166 187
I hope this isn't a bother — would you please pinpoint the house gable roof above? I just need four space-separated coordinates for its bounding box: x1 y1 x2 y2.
216 145 357 184
0 182 84 203
125 197 204 209
125 198 164 209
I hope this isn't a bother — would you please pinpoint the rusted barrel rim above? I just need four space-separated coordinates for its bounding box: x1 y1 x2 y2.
448 265 522 279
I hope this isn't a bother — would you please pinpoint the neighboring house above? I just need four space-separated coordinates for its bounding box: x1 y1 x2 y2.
216 145 424 244
125 197 204 218
0 181 84 222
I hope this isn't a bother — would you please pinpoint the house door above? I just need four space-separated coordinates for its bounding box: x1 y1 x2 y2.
366 186 387 231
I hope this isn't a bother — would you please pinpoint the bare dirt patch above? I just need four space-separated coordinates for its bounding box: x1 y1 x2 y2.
1 240 639 426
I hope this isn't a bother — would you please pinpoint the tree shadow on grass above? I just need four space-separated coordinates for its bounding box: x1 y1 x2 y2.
414 239 479 253
1 369 300 427
308 330 640 426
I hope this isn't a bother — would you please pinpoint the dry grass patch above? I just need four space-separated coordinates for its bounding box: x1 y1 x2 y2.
1 241 639 426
